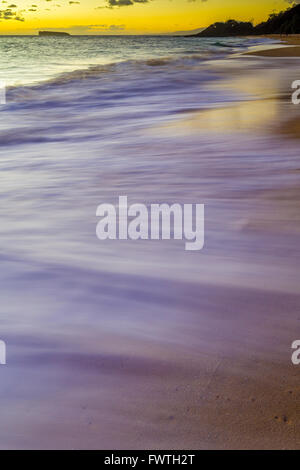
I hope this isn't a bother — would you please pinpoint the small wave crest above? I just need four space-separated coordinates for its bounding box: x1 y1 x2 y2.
5 42 237 94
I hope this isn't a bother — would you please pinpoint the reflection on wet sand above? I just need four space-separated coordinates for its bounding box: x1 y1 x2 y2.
161 99 279 134
280 116 300 138
160 63 300 137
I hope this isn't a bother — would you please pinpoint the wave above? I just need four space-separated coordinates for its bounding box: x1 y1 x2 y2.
5 52 232 99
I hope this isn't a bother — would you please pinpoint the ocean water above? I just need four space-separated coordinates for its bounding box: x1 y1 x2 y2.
1 35 300 449
0 35 267 86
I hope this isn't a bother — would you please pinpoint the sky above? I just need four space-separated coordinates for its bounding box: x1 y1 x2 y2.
0 0 296 34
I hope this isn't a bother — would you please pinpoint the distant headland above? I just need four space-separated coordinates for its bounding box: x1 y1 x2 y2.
39 31 71 37
189 4 300 37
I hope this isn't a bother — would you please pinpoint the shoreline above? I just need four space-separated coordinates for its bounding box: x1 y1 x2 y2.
1 35 300 450
245 34 300 57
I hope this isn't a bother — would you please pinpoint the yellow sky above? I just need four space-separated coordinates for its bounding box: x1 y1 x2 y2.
0 0 293 34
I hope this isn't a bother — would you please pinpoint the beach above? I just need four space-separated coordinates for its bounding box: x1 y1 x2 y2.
246 34 300 56
0 35 299 449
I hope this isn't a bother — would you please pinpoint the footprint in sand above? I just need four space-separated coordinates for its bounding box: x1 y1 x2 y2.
274 415 290 424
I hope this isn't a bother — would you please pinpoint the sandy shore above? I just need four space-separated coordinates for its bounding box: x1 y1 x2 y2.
146 51 300 449
0 37 300 450
267 34 300 45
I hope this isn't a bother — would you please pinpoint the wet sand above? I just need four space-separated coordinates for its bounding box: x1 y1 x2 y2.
247 46 300 57
2 276 299 449
126 55 300 449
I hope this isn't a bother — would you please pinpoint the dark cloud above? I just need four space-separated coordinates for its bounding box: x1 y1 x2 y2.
34 24 127 34
107 24 126 30
106 0 148 7
0 8 24 21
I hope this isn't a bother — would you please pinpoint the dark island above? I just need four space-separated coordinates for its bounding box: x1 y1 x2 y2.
39 31 71 37
189 4 300 37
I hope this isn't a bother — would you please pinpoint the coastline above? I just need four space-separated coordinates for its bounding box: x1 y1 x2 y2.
123 41 300 449
245 34 300 56
0 35 300 450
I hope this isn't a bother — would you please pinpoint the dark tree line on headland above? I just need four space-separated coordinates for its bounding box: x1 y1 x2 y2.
191 4 300 37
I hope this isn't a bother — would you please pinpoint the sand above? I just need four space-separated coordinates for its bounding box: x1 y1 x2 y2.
144 50 300 449
247 46 300 57
246 34 300 57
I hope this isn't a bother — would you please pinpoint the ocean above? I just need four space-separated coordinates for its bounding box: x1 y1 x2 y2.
1 35 300 449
